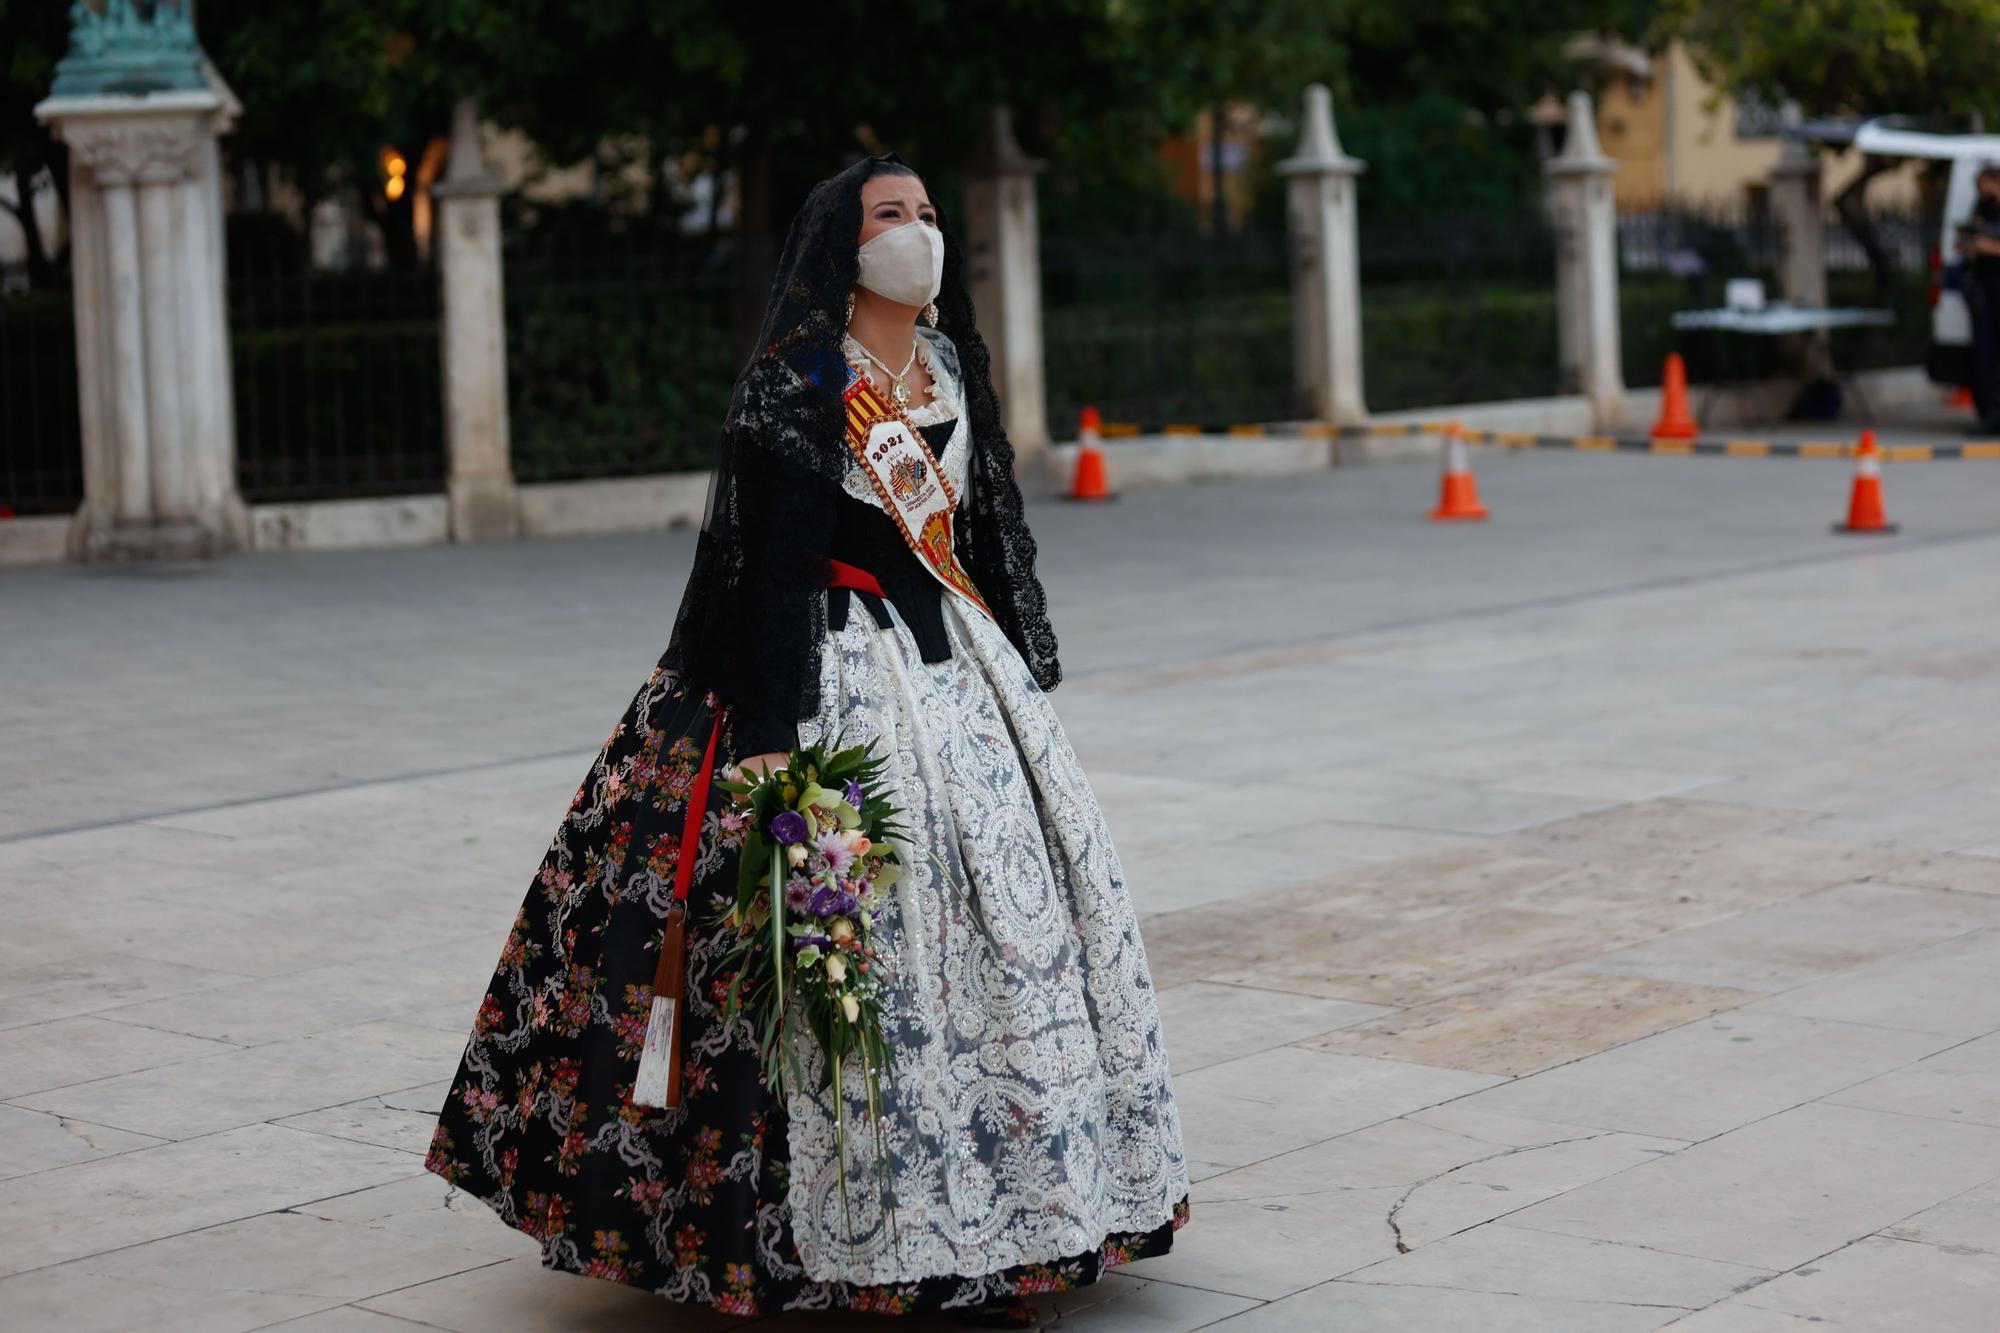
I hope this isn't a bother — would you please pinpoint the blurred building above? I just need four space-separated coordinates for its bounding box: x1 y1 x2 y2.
1573 36 1922 211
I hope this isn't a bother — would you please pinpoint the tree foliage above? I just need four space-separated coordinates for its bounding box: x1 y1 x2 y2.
1658 0 2000 123
6 0 1657 279
0 0 72 284
1654 0 2000 294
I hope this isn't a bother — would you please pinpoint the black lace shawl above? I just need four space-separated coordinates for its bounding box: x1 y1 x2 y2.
659 152 1060 756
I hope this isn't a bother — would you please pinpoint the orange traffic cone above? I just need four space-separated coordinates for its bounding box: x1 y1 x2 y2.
1066 405 1116 501
1428 423 1489 522
1651 353 1699 439
1833 429 1897 535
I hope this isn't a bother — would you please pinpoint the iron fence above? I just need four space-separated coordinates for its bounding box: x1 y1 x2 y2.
0 268 84 517
1041 229 1295 431
1359 213 1561 411
227 255 444 502
1618 205 1930 387
502 225 744 482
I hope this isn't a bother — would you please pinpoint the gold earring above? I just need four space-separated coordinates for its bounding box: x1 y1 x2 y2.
844 291 855 325
923 301 939 327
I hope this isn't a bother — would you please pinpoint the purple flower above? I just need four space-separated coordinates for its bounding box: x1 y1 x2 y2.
806 884 860 918
793 931 830 951
768 810 808 845
845 779 864 808
784 873 812 911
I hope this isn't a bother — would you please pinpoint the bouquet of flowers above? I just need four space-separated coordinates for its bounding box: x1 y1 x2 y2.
712 733 909 1231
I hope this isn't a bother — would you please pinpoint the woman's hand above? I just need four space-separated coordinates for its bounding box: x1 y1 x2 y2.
734 751 791 786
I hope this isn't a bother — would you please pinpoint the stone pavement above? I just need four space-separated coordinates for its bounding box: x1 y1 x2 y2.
4 450 2000 1331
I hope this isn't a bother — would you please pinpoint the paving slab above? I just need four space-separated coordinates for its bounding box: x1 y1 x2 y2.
8 454 2000 1326
0 1015 239 1101
1154 982 1394 1075
0 1103 165 1181
1305 971 1756 1076
1575 881 2000 993
1505 1102 2000 1271
1168 1045 1501 1170
1343 1223 1773 1310
0 1211 499 1333
354 1256 746 1331
1750 929 2000 1036
11 1020 465 1141
1455 1010 1959 1141
1668 1235 2000 1332
1205 1279 1674 1332
1125 1114 1680 1300
293 1172 541 1261
0 1122 425 1275
1881 1175 2000 1256
1826 1032 2000 1128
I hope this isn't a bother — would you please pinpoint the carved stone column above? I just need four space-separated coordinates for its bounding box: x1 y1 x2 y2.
35 3 245 561
1277 85 1368 426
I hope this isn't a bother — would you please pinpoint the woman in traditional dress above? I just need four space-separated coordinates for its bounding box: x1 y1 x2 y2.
424 151 1190 1324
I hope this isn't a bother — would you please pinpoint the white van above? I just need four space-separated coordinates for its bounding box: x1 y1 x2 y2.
1853 120 2000 389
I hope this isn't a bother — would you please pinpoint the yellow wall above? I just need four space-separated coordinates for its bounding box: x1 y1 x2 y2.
1594 40 1919 211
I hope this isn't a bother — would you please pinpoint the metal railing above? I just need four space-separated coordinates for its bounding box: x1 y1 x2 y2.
1618 205 1931 387
227 256 444 502
502 225 743 483
1041 228 1295 431
1360 213 1561 411
0 268 84 517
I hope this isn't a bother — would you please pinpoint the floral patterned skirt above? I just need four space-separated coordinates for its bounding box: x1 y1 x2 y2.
423 643 1189 1317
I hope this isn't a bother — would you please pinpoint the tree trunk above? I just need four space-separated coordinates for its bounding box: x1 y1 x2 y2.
6 167 58 290
1834 154 1901 305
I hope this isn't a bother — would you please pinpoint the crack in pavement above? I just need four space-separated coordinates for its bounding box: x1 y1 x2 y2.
1382 1132 1609 1254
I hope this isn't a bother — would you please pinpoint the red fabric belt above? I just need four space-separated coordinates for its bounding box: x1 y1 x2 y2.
672 701 727 905
825 556 885 597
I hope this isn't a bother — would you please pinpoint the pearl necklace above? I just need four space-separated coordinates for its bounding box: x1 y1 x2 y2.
847 332 919 409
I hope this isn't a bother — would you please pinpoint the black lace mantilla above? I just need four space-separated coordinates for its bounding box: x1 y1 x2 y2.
660 152 1060 756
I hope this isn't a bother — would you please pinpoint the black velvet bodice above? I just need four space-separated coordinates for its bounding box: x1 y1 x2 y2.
823 416 960 664
730 415 965 756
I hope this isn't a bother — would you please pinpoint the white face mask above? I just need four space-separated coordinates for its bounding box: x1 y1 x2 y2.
855 219 944 308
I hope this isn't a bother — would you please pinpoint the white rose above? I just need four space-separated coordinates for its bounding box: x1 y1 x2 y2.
841 993 861 1023
824 953 847 983
829 917 855 943
787 844 808 867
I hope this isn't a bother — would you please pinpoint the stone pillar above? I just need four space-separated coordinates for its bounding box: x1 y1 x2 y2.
962 106 1051 466
1770 109 1830 380
1544 91 1625 430
1770 155 1826 308
1770 106 1826 309
1276 84 1367 426
432 96 520 541
37 75 248 560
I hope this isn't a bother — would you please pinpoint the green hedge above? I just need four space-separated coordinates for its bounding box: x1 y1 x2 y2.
1045 288 1297 428
0 290 84 514
230 318 444 501
504 267 736 482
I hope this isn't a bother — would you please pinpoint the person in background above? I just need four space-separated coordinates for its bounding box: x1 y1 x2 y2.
1956 162 2000 430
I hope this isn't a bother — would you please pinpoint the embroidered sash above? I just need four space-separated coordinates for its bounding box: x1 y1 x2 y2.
840 361 995 622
